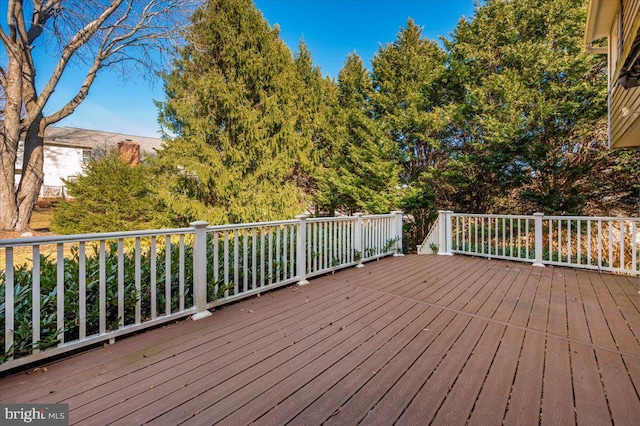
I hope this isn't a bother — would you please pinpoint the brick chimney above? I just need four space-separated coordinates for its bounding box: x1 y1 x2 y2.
118 140 140 165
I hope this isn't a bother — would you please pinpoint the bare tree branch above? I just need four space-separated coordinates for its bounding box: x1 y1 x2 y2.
27 0 60 43
44 50 102 125
0 65 7 87
0 0 199 230
25 1 125 126
7 0 18 41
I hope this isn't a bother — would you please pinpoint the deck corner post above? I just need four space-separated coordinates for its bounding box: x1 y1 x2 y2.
4 247 14 361
439 210 454 256
354 213 365 268
191 220 213 320
533 212 545 268
437 210 447 255
436 211 444 254
392 210 404 256
296 214 310 285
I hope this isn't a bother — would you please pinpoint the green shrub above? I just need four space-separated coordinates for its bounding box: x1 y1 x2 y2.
52 152 160 234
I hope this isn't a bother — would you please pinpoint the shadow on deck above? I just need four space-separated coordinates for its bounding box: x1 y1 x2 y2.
1 255 639 425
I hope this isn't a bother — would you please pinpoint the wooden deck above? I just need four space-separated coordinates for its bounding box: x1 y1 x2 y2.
1 255 640 425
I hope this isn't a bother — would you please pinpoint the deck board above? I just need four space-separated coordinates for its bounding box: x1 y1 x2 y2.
1 255 640 425
430 321 505 425
571 342 612 425
541 336 575 425
503 331 546 426
467 326 525 425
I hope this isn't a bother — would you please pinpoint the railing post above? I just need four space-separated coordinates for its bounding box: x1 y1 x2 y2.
447 211 455 255
191 220 213 320
439 210 454 255
296 214 310 285
354 213 364 268
533 213 545 267
437 210 446 255
5 248 14 361
392 210 404 256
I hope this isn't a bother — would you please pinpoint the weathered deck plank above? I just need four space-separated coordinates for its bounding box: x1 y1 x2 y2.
1 255 639 425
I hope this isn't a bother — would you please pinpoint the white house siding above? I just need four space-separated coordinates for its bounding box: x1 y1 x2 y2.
15 142 87 197
42 144 86 187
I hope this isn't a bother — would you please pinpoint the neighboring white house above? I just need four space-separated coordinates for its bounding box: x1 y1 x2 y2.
15 126 163 198
15 141 90 198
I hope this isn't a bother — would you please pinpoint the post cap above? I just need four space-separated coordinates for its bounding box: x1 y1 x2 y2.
190 220 209 228
295 214 309 219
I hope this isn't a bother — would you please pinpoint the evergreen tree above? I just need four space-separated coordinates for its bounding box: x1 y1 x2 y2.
291 40 334 200
370 19 449 245
52 153 158 234
155 0 310 225
314 53 400 215
371 19 449 184
444 0 640 215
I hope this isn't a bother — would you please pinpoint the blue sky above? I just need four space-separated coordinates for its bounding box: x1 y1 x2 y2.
35 0 476 138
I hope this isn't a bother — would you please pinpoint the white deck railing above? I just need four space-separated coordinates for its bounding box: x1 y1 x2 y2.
0 212 403 371
434 211 639 275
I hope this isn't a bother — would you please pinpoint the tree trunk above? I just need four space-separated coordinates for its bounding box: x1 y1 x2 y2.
0 144 18 230
0 51 23 231
14 115 46 231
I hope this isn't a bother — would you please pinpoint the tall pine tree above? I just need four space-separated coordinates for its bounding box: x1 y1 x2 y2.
370 19 450 245
291 40 335 201
314 53 400 215
155 0 310 225
371 19 450 184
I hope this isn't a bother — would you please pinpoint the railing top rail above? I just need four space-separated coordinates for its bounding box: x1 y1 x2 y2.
207 219 298 232
0 227 193 248
451 213 534 220
0 214 399 249
543 215 640 221
362 214 394 219
308 216 358 223
451 213 640 222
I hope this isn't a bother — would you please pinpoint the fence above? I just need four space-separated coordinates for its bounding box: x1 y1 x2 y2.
433 211 639 275
0 212 403 371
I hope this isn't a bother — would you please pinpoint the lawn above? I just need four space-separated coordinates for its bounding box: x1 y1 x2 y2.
0 205 59 268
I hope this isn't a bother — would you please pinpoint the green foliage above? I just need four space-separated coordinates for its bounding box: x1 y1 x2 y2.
291 40 335 197
146 0 640 249
371 19 450 184
52 152 159 234
314 53 401 215
155 0 310 226
368 19 451 248
440 0 635 216
371 0 640 249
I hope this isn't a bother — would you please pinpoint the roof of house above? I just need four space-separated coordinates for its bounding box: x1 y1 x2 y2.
585 0 640 88
584 0 619 51
45 126 163 155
